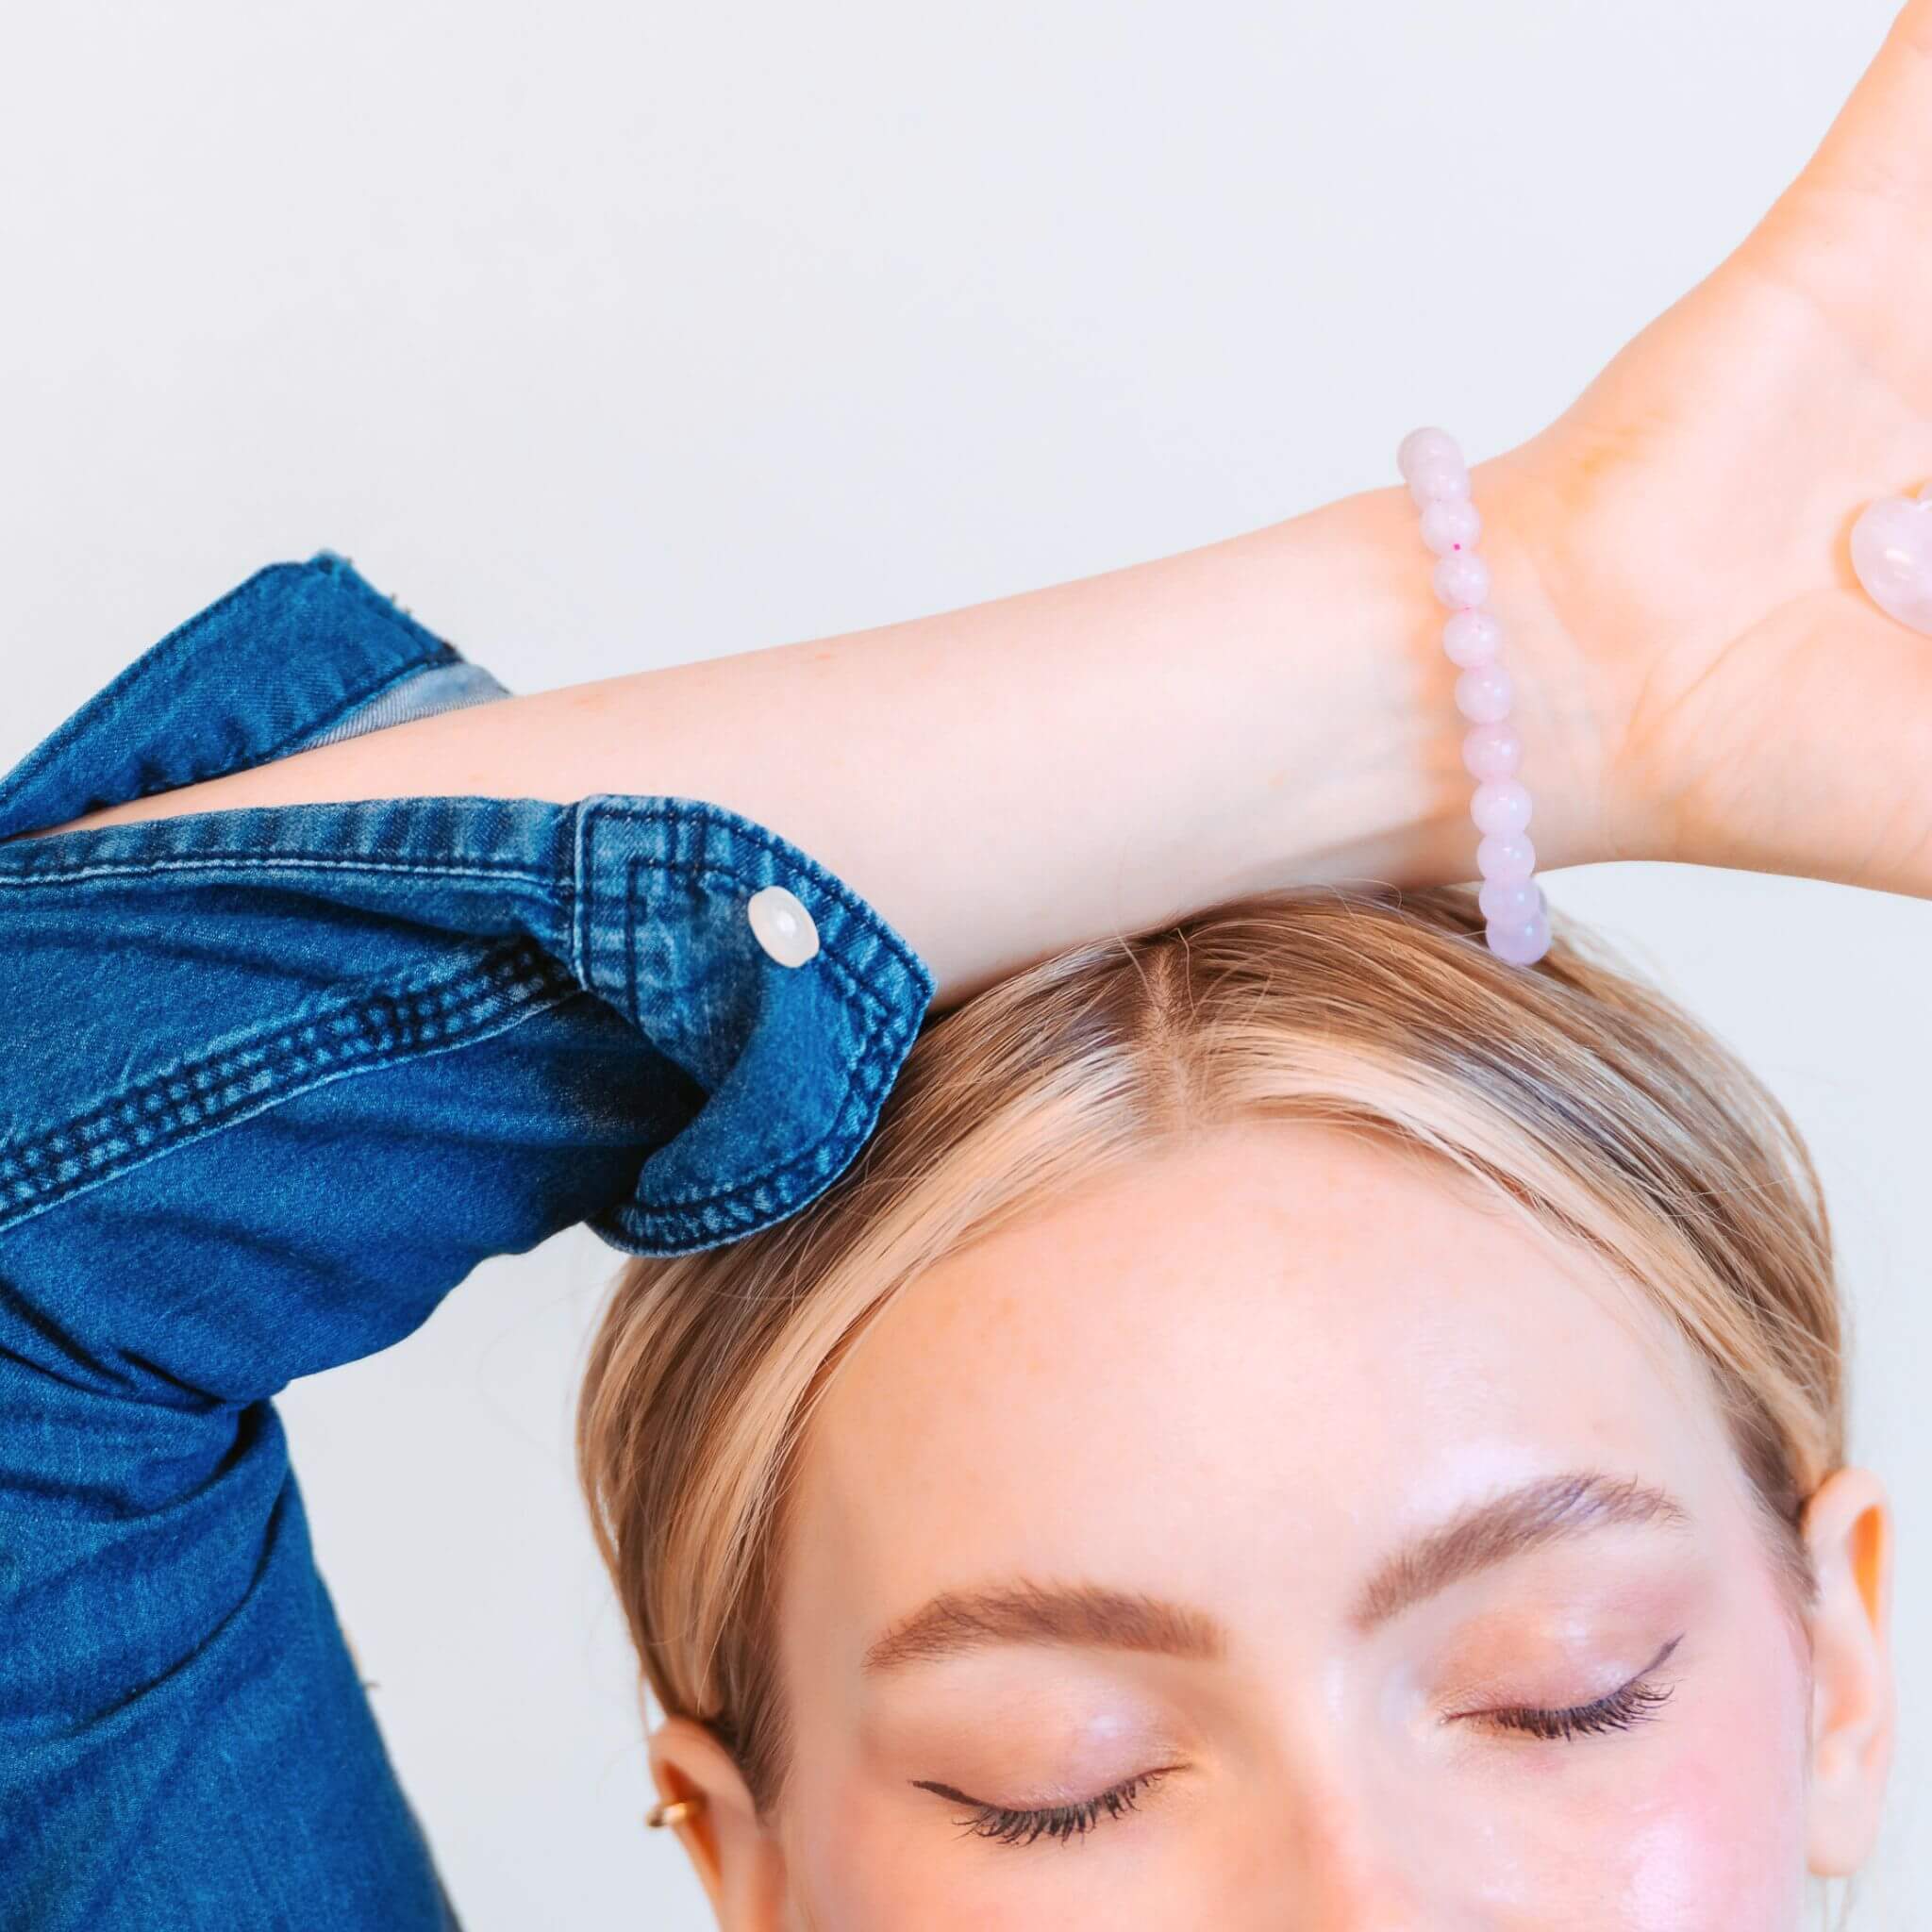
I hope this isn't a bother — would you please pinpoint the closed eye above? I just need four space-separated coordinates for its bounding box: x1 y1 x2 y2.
910 1765 1184 1847
914 1633 1688 1851
1461 1630 1686 1743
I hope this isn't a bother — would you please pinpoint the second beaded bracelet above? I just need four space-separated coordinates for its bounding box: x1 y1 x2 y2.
1396 426 1552 967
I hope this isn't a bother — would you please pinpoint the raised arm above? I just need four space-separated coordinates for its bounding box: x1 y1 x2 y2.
4 477 1611 1012
21 0 1932 1008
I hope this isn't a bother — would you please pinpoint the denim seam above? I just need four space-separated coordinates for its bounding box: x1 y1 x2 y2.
0 836 908 1021
256 562 471 764
603 839 903 1205
621 853 890 1024
0 939 581 1238
571 803 911 1214
569 793 594 988
570 805 910 1024
625 963 914 1223
622 846 641 1025
0 846 911 1213
567 800 926 1228
107 646 462 810
616 996 910 1246
0 857 558 891
575 797 930 996
229 652 458 777
0 560 457 816
0 564 290 808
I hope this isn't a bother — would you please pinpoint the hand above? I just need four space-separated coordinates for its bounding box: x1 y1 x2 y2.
1479 0 1932 900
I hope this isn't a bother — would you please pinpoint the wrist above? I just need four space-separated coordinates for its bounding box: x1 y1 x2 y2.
1236 470 1614 906
1379 445 1625 884
1473 445 1646 874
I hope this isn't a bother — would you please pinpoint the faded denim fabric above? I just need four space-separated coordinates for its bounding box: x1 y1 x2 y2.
0 552 936 1929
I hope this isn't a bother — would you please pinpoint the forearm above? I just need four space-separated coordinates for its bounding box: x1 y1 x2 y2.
15 468 1597 1010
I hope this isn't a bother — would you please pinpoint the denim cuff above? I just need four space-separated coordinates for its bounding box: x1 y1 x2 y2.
0 550 938 1264
571 793 932 1253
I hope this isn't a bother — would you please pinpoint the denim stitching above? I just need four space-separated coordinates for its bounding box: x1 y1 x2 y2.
0 856 558 891
228 650 458 777
575 796 929 992
572 797 923 1029
569 791 594 989
615 978 913 1244
0 939 580 1237
0 798 930 1242
3 563 291 766
103 647 462 810
241 562 468 766
567 805 926 1223
576 839 897 1073
568 843 898 1213
555 811 579 992
619 954 917 1222
622 849 643 1029
0 841 912 1198
0 846 903 1024
0 560 456 816
618 854 891 1022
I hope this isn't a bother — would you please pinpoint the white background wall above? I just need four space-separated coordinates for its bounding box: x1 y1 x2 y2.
2 2 1924 1923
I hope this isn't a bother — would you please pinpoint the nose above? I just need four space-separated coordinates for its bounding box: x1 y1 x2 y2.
1238 1772 1496 1931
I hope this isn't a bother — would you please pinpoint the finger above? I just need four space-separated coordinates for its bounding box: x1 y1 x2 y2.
1806 1 1932 208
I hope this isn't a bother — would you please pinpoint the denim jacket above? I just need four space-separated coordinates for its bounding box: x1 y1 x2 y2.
0 552 937 1929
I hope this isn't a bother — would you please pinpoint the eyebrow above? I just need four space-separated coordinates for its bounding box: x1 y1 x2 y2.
857 1468 1693 1675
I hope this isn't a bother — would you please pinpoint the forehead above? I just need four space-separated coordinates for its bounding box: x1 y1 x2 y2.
785 1119 1738 1639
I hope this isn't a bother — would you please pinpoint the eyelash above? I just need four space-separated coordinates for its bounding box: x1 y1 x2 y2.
1479 1646 1682 1743
924 1637 1686 1849
916 1766 1182 1848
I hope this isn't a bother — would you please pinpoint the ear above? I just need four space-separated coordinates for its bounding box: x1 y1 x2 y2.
645 1714 791 1928
1800 1465 1897 1876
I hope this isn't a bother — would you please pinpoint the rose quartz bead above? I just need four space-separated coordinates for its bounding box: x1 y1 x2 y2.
1461 722 1521 781
1455 663 1513 724
1432 551 1491 609
1475 831 1536 882
1479 877 1544 925
1486 908 1552 965
1397 427 1460 478
1407 453 1471 511
1398 427 1467 499
1471 777 1532 837
1442 608 1502 667
1420 496 1482 557
1402 426 1547 967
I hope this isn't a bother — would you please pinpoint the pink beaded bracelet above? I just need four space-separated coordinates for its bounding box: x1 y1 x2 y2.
1396 426 1552 967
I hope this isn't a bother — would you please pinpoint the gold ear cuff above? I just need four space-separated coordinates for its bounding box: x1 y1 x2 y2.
645 1795 707 1829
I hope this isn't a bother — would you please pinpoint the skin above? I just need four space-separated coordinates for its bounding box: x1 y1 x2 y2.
650 1121 1896 1926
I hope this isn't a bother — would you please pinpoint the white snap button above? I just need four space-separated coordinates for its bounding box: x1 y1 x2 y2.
746 884 820 968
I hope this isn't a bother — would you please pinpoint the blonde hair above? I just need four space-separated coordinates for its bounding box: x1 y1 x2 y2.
575 882 1847 1825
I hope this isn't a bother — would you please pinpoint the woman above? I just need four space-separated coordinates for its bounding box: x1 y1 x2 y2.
2 3 1926 1924
578 885 1888 1924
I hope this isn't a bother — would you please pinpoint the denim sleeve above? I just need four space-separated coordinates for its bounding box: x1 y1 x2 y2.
0 555 936 1930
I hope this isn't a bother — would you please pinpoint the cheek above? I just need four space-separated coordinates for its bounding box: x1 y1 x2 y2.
1607 1769 1805 1928
1601 1642 1811 1927
787 1785 986 1932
